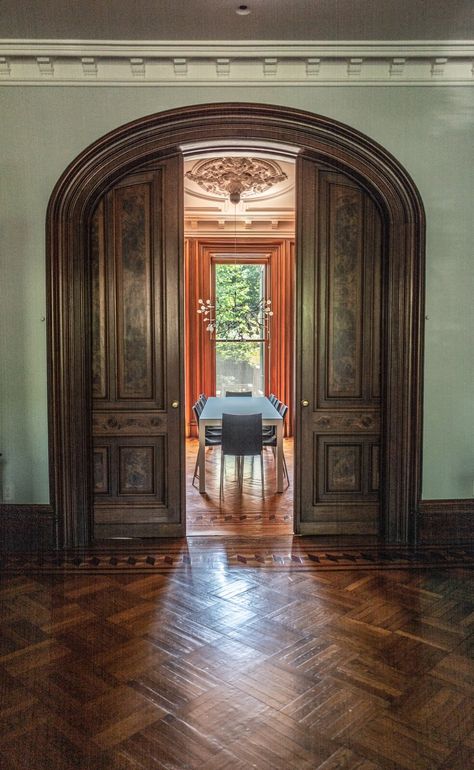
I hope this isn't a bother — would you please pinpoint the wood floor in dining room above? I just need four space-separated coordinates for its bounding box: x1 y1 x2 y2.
186 437 294 536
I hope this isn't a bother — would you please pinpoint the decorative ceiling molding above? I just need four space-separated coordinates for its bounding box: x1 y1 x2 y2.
183 154 295 237
1 39 473 85
185 157 287 203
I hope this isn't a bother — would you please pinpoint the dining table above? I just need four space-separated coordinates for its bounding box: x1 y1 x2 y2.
198 396 284 494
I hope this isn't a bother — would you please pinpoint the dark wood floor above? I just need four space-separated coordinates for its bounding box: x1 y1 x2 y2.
0 546 473 769
186 438 294 536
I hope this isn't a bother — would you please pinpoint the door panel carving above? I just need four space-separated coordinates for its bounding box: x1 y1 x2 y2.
298 161 382 534
91 161 183 538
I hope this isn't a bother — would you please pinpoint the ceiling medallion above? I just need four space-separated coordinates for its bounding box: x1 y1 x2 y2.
185 157 287 204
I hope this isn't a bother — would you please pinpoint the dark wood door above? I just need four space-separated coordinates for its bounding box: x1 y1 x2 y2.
296 157 383 535
91 159 184 538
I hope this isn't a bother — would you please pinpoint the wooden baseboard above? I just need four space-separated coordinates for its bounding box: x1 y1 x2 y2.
417 499 474 544
0 504 56 552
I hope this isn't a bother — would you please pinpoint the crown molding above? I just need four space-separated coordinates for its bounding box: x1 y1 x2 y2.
1 39 473 86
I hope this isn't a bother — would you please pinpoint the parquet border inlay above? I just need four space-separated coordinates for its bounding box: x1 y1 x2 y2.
1 543 473 573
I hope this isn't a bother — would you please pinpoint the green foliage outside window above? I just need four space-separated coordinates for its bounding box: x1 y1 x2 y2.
215 263 265 366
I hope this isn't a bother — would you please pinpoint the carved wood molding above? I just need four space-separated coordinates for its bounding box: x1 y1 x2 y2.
47 102 425 547
92 412 166 434
313 412 381 432
1 40 473 85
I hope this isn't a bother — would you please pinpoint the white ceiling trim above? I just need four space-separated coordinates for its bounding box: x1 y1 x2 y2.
2 40 474 56
1 39 473 86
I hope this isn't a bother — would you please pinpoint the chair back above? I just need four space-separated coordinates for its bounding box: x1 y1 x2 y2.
225 390 252 397
221 413 262 456
269 394 278 405
192 401 202 424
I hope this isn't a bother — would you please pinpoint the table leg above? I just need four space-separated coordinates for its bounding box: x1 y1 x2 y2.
198 421 206 494
276 421 284 493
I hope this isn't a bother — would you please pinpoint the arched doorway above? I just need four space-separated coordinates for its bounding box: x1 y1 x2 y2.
47 103 424 548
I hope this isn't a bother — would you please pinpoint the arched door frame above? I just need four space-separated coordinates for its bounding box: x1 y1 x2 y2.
47 103 425 548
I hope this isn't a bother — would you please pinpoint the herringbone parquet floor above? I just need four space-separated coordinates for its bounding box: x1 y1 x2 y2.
1 551 473 769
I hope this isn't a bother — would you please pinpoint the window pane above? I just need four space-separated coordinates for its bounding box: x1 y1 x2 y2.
215 342 264 396
215 263 265 341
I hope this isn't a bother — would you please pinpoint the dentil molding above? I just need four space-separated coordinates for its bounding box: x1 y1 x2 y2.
1 40 473 85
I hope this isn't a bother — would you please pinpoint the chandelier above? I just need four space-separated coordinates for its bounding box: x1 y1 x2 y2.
185 156 287 204
197 295 273 341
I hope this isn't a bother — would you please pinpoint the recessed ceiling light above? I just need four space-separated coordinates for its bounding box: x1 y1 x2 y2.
236 5 251 15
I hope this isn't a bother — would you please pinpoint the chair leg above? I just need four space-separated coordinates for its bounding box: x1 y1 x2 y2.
219 451 225 499
283 451 290 488
192 446 201 488
260 453 265 498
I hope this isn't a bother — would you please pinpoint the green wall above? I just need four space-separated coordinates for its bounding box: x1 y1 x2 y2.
1 85 473 502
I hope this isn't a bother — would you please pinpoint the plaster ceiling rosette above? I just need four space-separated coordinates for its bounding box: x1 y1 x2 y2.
185 156 288 203
183 155 295 236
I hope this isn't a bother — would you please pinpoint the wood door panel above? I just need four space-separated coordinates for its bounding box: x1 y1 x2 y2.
317 173 382 408
315 434 380 503
297 158 383 535
115 183 154 400
326 182 364 399
370 443 380 493
91 201 108 400
92 174 166 411
93 438 167 504
119 445 156 496
93 446 110 495
324 442 363 494
91 159 183 538
299 514 379 535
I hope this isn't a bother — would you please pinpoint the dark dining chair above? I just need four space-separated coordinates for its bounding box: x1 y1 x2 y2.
225 390 252 397
220 412 264 498
263 402 290 487
194 397 221 438
192 401 221 488
263 395 281 437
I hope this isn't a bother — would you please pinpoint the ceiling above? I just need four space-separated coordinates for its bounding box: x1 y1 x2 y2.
183 154 295 237
1 1 473 41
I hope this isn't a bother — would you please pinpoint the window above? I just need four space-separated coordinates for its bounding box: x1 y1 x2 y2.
214 262 267 396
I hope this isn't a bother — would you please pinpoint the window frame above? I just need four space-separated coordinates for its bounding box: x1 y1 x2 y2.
211 253 272 395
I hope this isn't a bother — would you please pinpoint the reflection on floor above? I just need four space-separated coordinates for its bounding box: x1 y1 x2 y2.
186 437 294 536
0 554 473 769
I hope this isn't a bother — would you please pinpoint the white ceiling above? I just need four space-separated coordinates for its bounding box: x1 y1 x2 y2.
1 0 473 41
